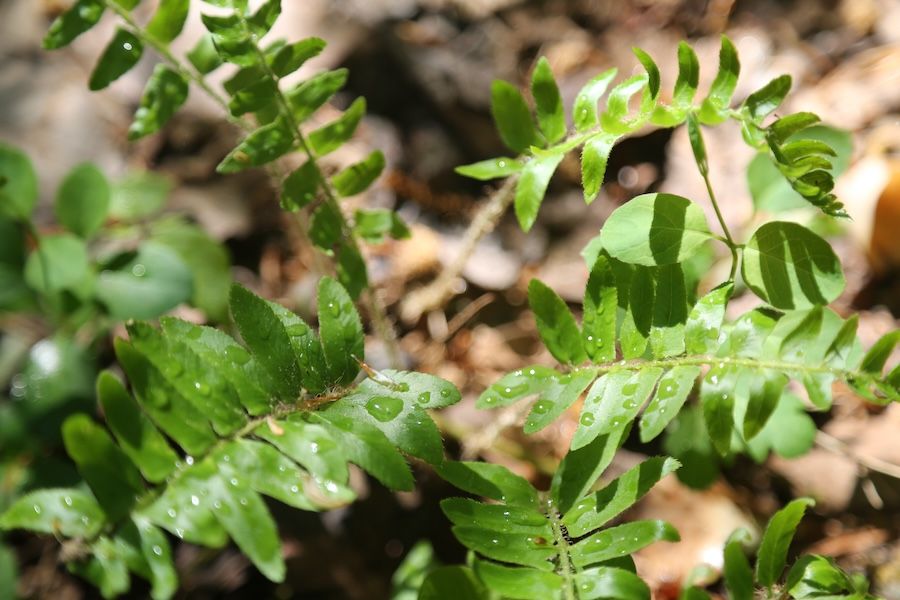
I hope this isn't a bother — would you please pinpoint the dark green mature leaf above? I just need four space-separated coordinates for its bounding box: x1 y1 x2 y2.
310 203 343 249
514 151 564 231
551 427 627 513
574 567 651 600
436 461 538 508
0 143 38 220
89 29 143 91
317 277 363 385
582 255 617 363
146 0 189 43
650 264 688 357
285 69 348 123
24 233 91 294
451 527 556 571
491 80 540 153
686 113 708 176
600 193 712 266
699 36 740 124
420 566 488 600
632 48 660 99
129 65 190 140
570 520 679 568
745 75 791 122
456 157 522 181
620 265 653 359
741 221 844 310
43 0 105 49
228 78 278 116
639 366 701 442
473 560 561 600
442 498 550 536
673 42 700 105
332 150 385 197
187 35 223 74
270 37 326 77
581 133 617 204
97 371 178 484
0 489 104 538
701 363 740 455
281 161 320 210
574 68 617 131
62 414 144 522
756 498 814 588
531 57 566 143
741 370 788 440
217 117 295 173
528 278 586 365
563 457 680 537
95 241 194 319
309 98 366 156
55 163 110 238
723 531 754 600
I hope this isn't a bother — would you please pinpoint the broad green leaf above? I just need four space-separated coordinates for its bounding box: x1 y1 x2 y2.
55 163 110 238
473 560 562 600
313 413 414 491
187 34 223 74
420 566 488 600
650 264 688 357
582 255 617 362
600 193 712 266
43 0 105 50
97 371 178 484
514 151 564 231
746 393 817 461
309 97 366 156
146 0 189 43
756 498 814 588
570 520 679 568
24 233 90 294
309 202 343 249
228 78 278 116
573 567 651 600
391 541 437 600
745 75 791 122
109 171 171 220
787 555 859 598
270 37 326 77
150 217 232 321
285 69 348 123
0 143 38 220
336 241 368 300
639 366 701 442
741 221 844 310
89 29 143 90
769 113 822 144
455 157 522 181
254 420 350 491
528 278 586 365
685 283 732 354
332 150 385 197
599 75 650 134
200 13 256 67
0 488 104 538
129 65 189 140
723 534 754 600
95 241 193 319
478 365 559 409
563 457 680 537
131 517 178 600
451 526 556 570
246 0 282 37
699 36 740 124
861 330 900 375
228 284 304 397
581 133 617 204
531 57 565 143
700 363 740 455
353 208 410 243
490 80 540 153
524 367 598 434
62 414 144 522
632 48 660 99
663 406 720 489
442 498 550 536
317 277 363 385
572 368 662 449
436 461 538 508
619 265 653 358
574 69 617 131
673 42 700 105
281 161 320 210
217 117 295 173
69 541 129 598
741 370 788 440
551 426 627 513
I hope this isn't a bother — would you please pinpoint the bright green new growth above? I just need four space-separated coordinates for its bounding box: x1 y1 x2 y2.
0 277 460 597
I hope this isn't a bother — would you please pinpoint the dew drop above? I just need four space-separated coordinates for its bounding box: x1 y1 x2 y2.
222 454 230 462
310 442 320 454
529 368 536 375
81 516 90 525
497 160 507 168
229 478 239 486
213 501 222 510
328 302 340 316
123 41 133 51
63 496 73 507
225 345 251 364
167 362 183 377
278 465 286 472
186 327 202 340
324 480 339 493
239 498 248 506
290 485 299 493
32 504 41 514
185 455 194 466
175 527 185 539
167 508 177 518
532 401 552 415
152 545 163 556
286 322 309 337
131 263 146 277
622 383 638 395
365 396 403 422
440 388 451 398
491 538 500 545
193 381 210 395
416 391 431 404
191 495 200 506
580 412 595 427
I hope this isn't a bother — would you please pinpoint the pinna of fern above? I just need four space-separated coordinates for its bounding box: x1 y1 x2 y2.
0 278 460 598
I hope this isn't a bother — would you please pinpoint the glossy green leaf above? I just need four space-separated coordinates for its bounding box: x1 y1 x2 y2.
455 157 522 181
699 36 740 124
477 365 559 409
619 265 653 359
582 255 617 362
317 276 363 385
420 566 488 600
600 75 649 134
270 37 326 76
632 48 660 99
97 371 178 484
745 75 791 122
686 113 708 176
700 363 740 455
217 117 295 173
228 78 278 116
0 488 104 538
490 80 540 153
24 233 90 294
551 427 627 513
95 241 193 319
531 57 565 143
514 151 564 231
55 163 110 238
741 221 844 310
673 42 700 105
43 0 105 50
336 241 368 300
528 278 586 365
254 420 350 491
563 457 680 537
756 498 814 588
573 69 617 131
108 171 170 220
524 367 597 434
146 0 189 43
663 406 720 489
437 461 538 508
281 161 320 210
723 534 754 600
650 264 688 357
581 133 617 204
574 567 651 600
741 370 788 440
572 368 661 449
746 393 817 461
0 143 38 220
353 208 410 243
452 526 556 570
309 202 343 249
685 283 732 354
129 65 189 140
600 193 712 266
285 69 348 123
309 97 365 156
639 366 701 443
570 520 679 568
474 560 563 599
62 414 144 522
442 498 550 536
187 34 223 74
332 150 385 197
89 29 143 91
